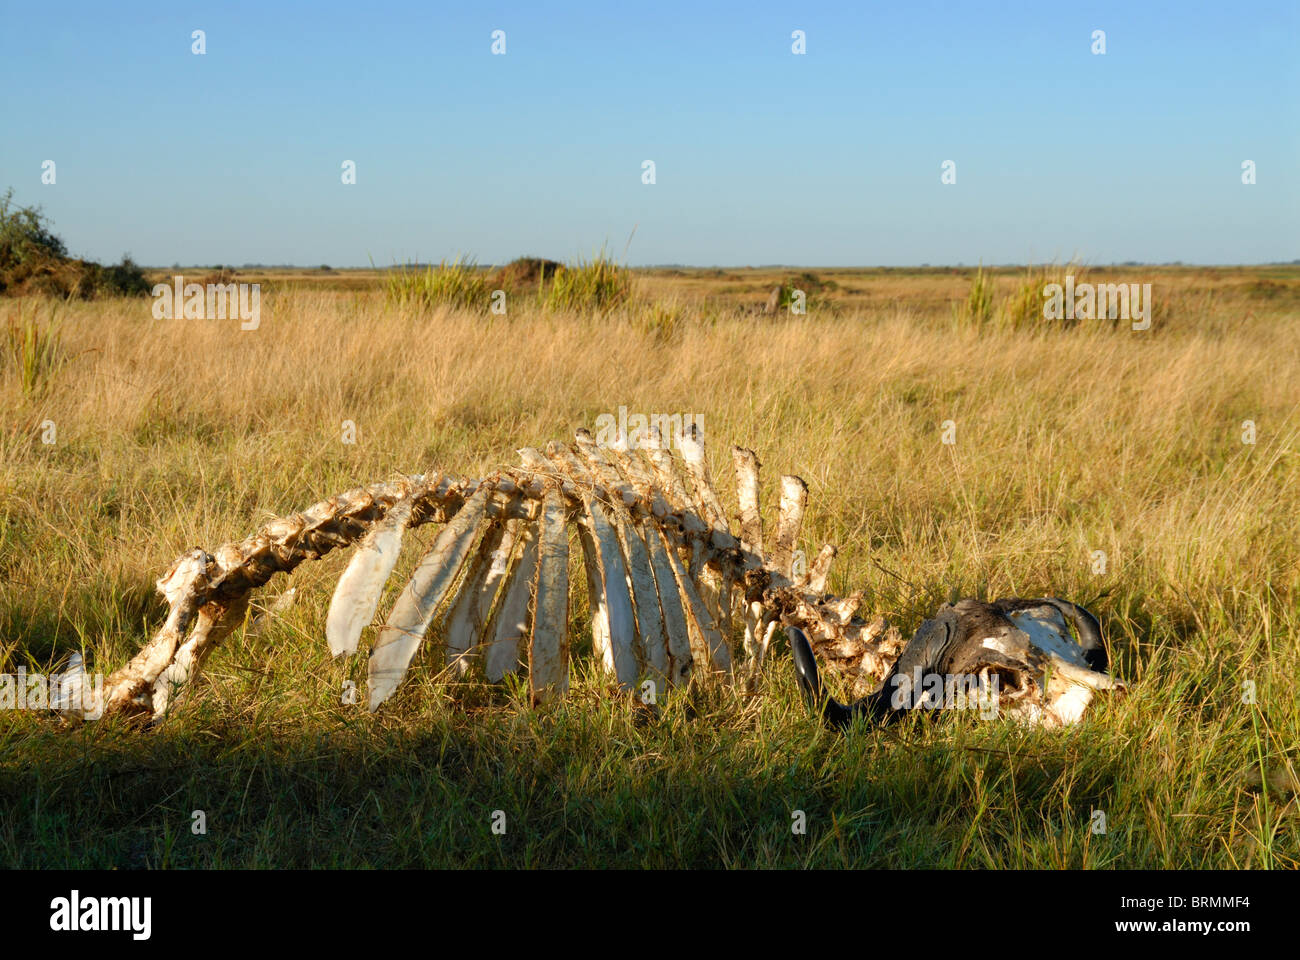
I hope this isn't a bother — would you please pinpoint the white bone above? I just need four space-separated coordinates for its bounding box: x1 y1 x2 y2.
326 489 419 657
529 487 570 703
444 521 510 676
483 522 537 682
368 485 491 710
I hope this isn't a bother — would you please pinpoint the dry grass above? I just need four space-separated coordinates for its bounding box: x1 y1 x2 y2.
1 267 1298 867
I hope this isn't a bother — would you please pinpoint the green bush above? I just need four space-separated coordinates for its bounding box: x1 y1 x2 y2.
0 189 68 294
954 262 995 331
384 257 488 309
543 250 631 312
96 255 152 297
954 262 1088 332
0 188 151 298
0 188 67 268
632 299 688 341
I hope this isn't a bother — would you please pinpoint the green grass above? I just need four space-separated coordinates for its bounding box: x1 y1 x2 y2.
3 301 64 396
1 652 1290 868
542 250 632 312
383 256 489 310
954 262 1094 332
1 268 1297 868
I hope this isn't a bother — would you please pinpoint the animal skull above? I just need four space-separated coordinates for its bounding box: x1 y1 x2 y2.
791 597 1125 729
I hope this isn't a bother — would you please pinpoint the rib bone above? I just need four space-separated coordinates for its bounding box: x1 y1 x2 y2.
68 430 1122 730
368 484 491 709
529 487 571 704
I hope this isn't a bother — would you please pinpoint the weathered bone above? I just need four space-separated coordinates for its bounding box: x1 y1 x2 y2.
544 443 638 686
100 549 213 717
327 488 419 657
641 433 727 656
567 436 670 682
677 427 734 641
151 593 250 717
805 544 837 594
731 446 768 673
583 498 639 686
730 447 764 562
656 524 731 673
791 596 1126 729
368 484 491 709
573 517 614 675
68 430 1123 729
529 487 570 704
771 475 808 585
483 521 535 682
641 515 695 684
444 521 509 676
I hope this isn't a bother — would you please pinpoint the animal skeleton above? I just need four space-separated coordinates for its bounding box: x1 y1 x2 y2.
57 429 1124 727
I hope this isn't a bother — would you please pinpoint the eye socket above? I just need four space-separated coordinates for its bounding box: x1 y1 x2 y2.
983 665 1030 696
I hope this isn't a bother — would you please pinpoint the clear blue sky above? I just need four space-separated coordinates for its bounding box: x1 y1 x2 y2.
1 1 1296 267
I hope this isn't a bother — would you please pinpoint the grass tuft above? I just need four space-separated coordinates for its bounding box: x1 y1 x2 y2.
384 257 488 310
3 301 64 395
543 250 631 312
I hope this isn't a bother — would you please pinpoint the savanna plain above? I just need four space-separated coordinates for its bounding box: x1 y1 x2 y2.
2 261 1297 868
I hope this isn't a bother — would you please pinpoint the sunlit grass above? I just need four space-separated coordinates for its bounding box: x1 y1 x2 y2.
542 250 631 312
383 256 488 310
1 267 1297 867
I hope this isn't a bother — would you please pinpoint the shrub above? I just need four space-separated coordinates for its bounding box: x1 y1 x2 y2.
97 255 152 297
954 262 1089 332
632 300 689 341
0 188 151 299
0 189 67 266
999 263 1087 331
384 257 488 310
493 257 563 291
543 250 631 312
0 189 68 294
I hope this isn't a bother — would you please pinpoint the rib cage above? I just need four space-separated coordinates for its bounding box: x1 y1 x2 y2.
84 429 905 721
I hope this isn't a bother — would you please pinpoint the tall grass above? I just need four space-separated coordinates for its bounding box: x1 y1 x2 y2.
383 256 488 310
1 271 1297 867
955 262 1093 332
954 261 995 330
3 301 64 395
542 250 631 312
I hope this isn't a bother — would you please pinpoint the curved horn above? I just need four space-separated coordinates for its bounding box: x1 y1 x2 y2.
789 625 885 729
1043 598 1108 672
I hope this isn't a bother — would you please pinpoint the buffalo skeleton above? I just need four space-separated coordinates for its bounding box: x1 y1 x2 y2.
57 429 1124 727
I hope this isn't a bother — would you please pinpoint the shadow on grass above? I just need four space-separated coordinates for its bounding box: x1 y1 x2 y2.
0 691 1135 870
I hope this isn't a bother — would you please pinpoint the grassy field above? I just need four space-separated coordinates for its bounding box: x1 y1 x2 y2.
1 265 1298 868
